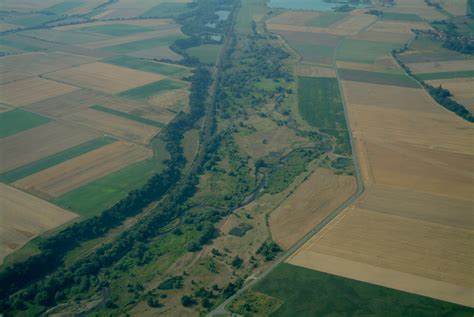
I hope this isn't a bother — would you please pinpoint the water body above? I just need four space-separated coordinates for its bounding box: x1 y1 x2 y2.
268 0 369 11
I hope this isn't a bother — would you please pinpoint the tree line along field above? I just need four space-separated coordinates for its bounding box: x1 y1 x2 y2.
0 3 198 266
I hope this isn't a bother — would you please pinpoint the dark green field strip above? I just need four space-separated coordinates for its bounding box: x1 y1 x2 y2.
0 136 116 183
416 70 474 80
298 76 346 130
0 109 51 138
91 105 165 128
103 55 188 76
381 12 423 22
118 79 187 101
54 158 161 218
339 68 420 88
251 263 474 317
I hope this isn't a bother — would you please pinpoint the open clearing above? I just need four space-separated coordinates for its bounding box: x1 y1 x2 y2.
44 62 165 94
270 168 356 250
0 122 98 173
0 77 79 107
15 141 152 198
0 183 78 264
63 108 160 144
427 78 474 112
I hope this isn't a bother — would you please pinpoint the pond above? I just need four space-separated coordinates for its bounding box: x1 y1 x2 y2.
267 0 369 11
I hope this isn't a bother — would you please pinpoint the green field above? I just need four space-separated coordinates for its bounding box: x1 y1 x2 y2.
336 39 400 64
141 2 191 18
21 29 108 45
0 109 51 138
298 76 345 130
231 263 474 317
416 70 474 80
102 34 185 54
4 14 60 28
118 79 187 101
54 158 161 218
339 68 419 88
91 105 165 128
44 1 81 15
0 136 115 183
186 44 222 64
0 37 42 52
78 24 159 36
103 55 189 76
382 12 423 22
306 12 348 27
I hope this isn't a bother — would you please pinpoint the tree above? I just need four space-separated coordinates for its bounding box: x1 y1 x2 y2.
181 295 197 307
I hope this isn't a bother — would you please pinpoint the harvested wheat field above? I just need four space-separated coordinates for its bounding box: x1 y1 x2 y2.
44 62 165 94
0 70 31 84
0 52 99 75
15 141 152 198
55 18 173 30
270 168 356 250
0 183 78 264
427 78 474 112
0 77 78 107
64 108 160 144
407 59 474 74
0 122 98 173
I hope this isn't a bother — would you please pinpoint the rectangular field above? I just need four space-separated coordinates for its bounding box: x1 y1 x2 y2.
14 141 152 198
0 109 51 138
103 55 189 76
186 44 222 64
416 70 474 80
44 62 166 94
336 39 400 64
118 79 187 101
406 60 474 74
0 183 78 264
338 68 419 88
0 77 79 106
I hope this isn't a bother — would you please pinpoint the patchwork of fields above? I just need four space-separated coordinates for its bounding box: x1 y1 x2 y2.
0 9 194 264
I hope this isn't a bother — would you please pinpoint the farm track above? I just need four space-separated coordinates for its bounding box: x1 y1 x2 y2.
207 20 367 317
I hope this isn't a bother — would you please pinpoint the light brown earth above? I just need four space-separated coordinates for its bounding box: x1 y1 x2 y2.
63 108 160 144
0 52 99 75
55 18 173 30
0 122 98 173
427 78 474 112
15 141 152 197
296 64 336 77
407 60 474 73
0 77 79 106
270 168 356 249
0 183 78 264
44 62 165 94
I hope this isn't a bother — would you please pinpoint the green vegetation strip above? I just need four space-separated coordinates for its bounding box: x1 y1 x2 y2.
298 76 346 130
339 68 419 88
118 79 187 101
240 263 474 317
54 158 161 218
416 70 474 80
382 12 423 22
0 136 116 183
0 109 51 138
91 105 165 128
103 55 188 76
78 24 160 36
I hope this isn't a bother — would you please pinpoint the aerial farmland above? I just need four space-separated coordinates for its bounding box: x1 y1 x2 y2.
1 0 473 316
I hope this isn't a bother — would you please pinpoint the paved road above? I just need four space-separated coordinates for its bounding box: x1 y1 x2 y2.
207 26 367 317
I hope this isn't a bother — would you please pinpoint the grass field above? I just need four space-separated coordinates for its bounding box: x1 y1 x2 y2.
102 34 185 54
0 136 115 183
339 68 419 88
382 12 423 22
416 70 474 80
186 44 222 64
91 105 165 128
298 77 345 130
236 263 474 317
54 158 160 218
118 79 187 101
0 109 51 138
140 2 190 18
103 55 189 76
336 39 400 64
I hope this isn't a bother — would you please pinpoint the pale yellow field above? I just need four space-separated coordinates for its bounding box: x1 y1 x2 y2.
64 108 160 144
267 23 349 36
55 18 173 30
0 122 98 173
296 65 336 77
0 183 78 264
270 168 356 249
0 77 79 106
44 62 165 94
407 60 474 74
427 78 474 112
0 52 99 75
15 141 152 198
